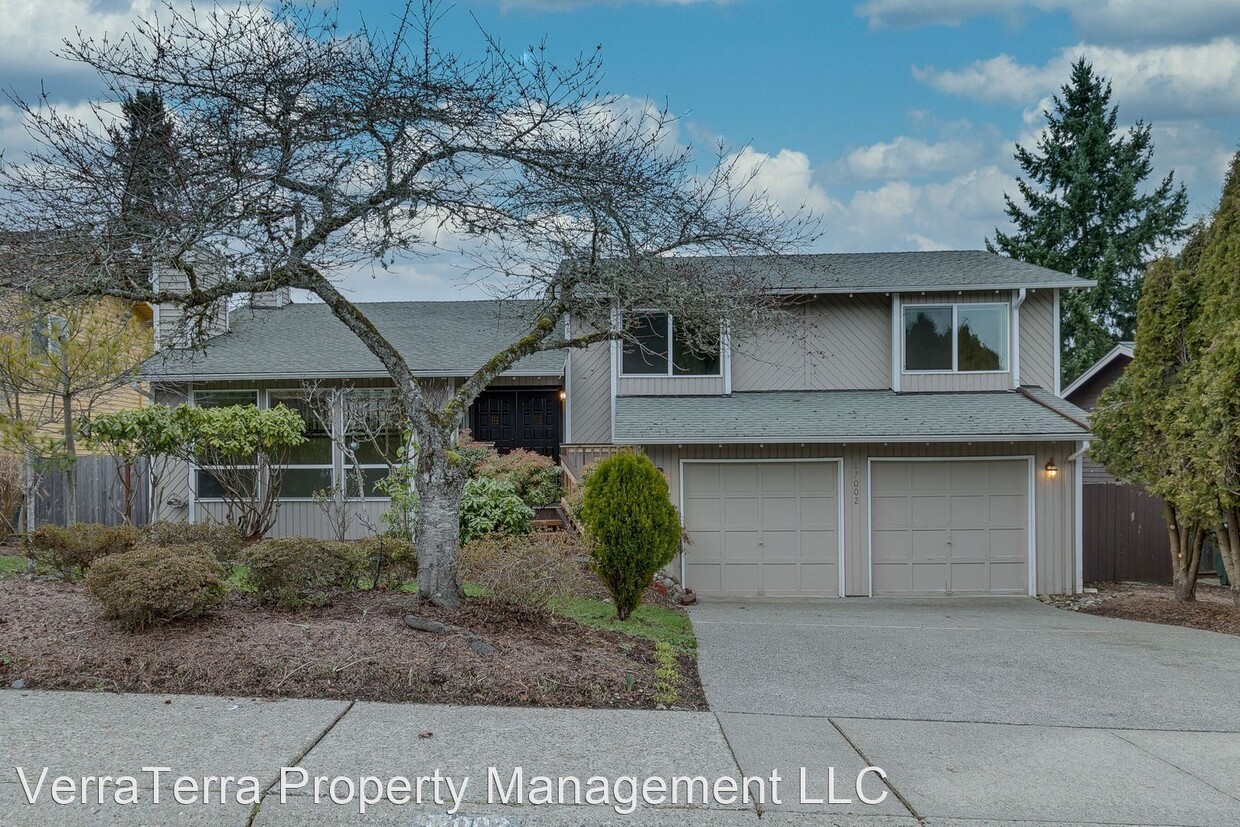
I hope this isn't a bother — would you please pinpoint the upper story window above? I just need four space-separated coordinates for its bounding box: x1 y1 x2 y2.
621 312 721 377
903 303 1008 373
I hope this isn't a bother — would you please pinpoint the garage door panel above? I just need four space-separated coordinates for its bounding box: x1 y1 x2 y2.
683 461 840 596
871 459 1029 596
722 464 760 492
723 531 761 559
911 495 949 527
872 495 911 527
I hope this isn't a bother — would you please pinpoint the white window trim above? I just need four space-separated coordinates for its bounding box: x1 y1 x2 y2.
618 310 724 379
901 301 1011 375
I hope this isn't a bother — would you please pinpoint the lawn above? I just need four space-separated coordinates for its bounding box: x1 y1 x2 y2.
0 554 26 578
549 595 697 652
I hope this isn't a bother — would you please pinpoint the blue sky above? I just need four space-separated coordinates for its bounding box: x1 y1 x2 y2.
2 0 1237 300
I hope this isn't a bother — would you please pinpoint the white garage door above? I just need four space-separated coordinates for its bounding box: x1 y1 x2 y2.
682 461 841 596
870 459 1030 595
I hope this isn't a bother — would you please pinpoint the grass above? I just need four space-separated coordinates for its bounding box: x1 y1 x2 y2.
0 554 27 578
549 595 696 652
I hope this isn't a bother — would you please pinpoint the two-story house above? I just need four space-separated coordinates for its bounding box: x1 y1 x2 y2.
142 251 1092 598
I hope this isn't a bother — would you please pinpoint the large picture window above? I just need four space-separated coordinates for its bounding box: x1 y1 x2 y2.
620 312 721 377
903 303 1008 373
267 392 333 499
192 389 259 501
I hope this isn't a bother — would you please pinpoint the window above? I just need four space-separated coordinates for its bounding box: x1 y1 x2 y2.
31 314 69 358
903 303 1008 373
268 391 333 499
620 312 721 377
341 389 404 499
192 389 260 500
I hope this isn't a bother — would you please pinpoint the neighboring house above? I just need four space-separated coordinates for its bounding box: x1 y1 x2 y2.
1063 342 1180 584
143 250 1094 598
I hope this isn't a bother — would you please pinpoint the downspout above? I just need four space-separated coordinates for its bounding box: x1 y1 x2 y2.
1069 440 1090 594
1011 288 1026 388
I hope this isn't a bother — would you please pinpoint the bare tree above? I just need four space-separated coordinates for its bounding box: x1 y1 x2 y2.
0 1 817 606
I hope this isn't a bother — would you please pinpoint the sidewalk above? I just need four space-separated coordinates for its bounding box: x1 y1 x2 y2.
3 688 1239 826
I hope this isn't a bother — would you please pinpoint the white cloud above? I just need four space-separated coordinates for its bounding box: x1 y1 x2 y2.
915 38 1240 120
836 134 992 180
857 0 1240 45
725 146 840 218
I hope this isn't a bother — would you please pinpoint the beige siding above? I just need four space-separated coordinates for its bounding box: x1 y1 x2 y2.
1020 289 1058 391
567 340 612 444
196 499 390 539
616 375 725 395
646 440 1078 596
732 295 890 392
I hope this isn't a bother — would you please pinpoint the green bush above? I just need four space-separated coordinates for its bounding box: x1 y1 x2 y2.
578 453 680 620
353 535 418 587
240 538 368 608
474 448 563 507
144 520 244 565
459 477 534 545
459 531 589 612
27 523 143 580
85 544 227 631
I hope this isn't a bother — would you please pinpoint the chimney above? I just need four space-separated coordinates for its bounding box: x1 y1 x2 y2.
151 261 229 349
250 286 292 309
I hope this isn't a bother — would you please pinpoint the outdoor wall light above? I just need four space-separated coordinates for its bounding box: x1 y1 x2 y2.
1045 459 1058 479
558 388 567 401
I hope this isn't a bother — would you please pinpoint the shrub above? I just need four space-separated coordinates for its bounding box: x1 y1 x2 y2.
474 448 563 507
459 531 589 612
459 477 534 545
27 523 142 580
0 454 24 536
578 453 680 620
144 520 244 565
353 535 418 587
563 458 603 523
85 544 227 631
240 538 368 608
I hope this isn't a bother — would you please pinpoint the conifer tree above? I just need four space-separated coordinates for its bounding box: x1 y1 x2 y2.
989 58 1187 385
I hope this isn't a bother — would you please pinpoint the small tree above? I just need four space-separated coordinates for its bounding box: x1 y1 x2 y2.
578 452 681 620
79 405 183 523
1091 255 1207 600
168 403 307 540
988 58 1188 385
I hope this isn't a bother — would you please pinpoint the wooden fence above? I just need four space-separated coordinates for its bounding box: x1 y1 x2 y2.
1083 483 1171 584
33 456 150 527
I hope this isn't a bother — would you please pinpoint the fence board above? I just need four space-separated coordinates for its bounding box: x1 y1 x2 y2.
33 456 149 527
1083 483 1170 584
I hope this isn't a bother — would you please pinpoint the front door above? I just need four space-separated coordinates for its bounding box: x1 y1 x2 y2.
469 389 562 461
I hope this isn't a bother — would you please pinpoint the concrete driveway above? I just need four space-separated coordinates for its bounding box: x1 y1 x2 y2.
692 596 1240 826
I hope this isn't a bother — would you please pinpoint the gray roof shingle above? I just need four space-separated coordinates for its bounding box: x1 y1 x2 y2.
669 250 1091 293
142 300 566 381
613 389 1091 443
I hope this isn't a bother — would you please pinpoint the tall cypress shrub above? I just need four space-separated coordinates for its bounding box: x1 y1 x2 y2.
578 452 681 620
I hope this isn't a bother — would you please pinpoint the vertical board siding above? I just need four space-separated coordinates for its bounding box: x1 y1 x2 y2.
567 340 612 444
616 376 726 396
1020 290 1057 391
647 440 1078 596
1083 484 1171 583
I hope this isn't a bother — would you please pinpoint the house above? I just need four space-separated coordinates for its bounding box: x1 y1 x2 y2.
1062 341 1133 484
142 250 1094 598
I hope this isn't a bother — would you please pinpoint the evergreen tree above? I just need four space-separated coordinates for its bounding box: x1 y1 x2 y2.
988 58 1188 385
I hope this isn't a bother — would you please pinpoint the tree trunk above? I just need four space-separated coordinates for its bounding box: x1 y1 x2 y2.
1164 504 1202 602
61 379 77 525
413 423 467 608
1216 511 1240 608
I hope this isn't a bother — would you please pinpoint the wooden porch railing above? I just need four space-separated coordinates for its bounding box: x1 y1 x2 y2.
559 443 640 490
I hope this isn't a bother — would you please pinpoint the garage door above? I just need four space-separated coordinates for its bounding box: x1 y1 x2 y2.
682 461 840 596
870 459 1030 595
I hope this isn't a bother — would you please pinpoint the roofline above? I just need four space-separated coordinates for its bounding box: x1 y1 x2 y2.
145 368 565 383
613 433 1089 445
1061 342 1135 399
768 280 1094 295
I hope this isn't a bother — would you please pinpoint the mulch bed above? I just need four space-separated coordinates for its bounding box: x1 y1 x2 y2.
1051 582 1240 636
0 579 705 710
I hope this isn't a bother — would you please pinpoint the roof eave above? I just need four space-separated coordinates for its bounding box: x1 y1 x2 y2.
769 280 1095 295
1060 342 1135 399
613 432 1091 445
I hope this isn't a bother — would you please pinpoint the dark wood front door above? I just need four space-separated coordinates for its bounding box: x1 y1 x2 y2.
469 389 562 461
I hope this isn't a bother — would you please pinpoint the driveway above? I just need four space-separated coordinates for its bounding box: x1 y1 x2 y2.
692 596 1240 825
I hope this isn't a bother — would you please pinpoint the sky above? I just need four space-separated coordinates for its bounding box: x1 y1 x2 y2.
1 0 1237 301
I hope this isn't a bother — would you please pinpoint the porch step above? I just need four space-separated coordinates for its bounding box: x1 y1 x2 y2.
532 518 565 531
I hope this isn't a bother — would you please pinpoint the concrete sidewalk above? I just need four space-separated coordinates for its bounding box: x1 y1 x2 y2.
3 688 1239 826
